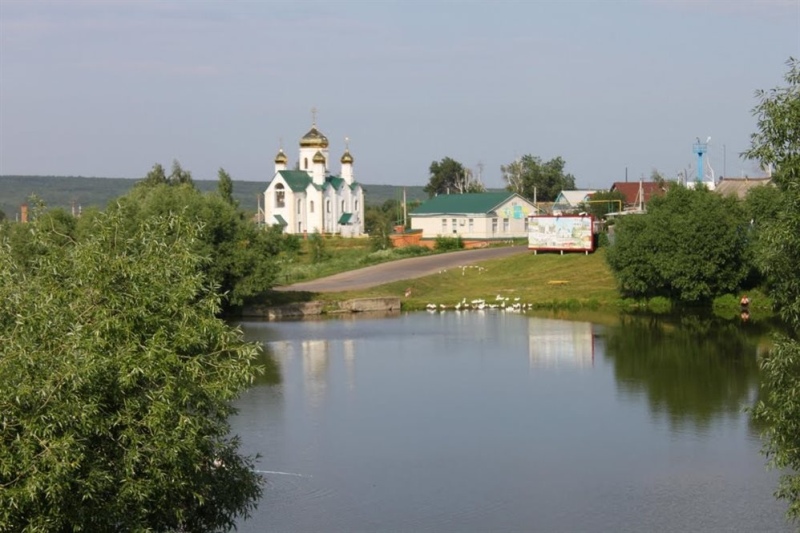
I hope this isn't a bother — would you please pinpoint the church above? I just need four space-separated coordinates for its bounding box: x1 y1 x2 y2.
263 119 365 237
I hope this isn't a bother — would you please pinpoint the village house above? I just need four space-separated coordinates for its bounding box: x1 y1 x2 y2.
609 181 668 210
552 190 597 214
409 192 537 242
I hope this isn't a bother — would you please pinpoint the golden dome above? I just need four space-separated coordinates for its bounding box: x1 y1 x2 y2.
340 150 354 164
274 149 288 164
300 125 329 148
312 150 326 164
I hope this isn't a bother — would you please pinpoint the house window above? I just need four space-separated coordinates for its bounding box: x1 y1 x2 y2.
275 183 285 208
310 201 315 213
524 217 529 232
452 218 457 233
468 218 474 232
503 218 509 232
441 218 447 233
492 218 498 234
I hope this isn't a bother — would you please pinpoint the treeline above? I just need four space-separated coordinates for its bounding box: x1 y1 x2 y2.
0 174 428 221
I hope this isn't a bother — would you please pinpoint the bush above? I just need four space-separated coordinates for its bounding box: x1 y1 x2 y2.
434 235 464 251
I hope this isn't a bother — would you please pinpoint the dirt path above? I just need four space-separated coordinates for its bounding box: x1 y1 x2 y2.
276 245 530 293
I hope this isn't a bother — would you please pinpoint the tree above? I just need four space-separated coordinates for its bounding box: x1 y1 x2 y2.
0 209 263 531
500 154 576 202
746 58 800 522
113 181 282 308
581 189 627 219
217 167 236 207
424 157 467 197
605 185 750 303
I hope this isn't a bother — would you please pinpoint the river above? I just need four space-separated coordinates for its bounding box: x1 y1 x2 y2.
231 311 791 532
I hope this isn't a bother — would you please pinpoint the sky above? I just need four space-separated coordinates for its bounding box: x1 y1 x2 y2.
1 0 798 190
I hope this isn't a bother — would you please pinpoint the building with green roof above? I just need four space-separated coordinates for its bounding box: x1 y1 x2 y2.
263 118 365 236
409 192 537 241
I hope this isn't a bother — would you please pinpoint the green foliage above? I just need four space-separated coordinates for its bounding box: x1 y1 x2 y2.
217 167 236 207
114 176 282 308
752 338 800 521
501 154 576 202
308 230 330 263
0 209 262 531
646 296 672 314
424 157 478 197
606 185 750 303
434 235 464 251
583 189 627 218
365 197 411 251
744 58 800 523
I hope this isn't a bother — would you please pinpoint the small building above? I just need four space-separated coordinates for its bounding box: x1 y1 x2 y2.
409 192 537 241
552 190 597 214
609 181 668 209
263 120 365 236
714 177 773 199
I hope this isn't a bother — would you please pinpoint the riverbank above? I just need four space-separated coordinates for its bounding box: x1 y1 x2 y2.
245 247 774 320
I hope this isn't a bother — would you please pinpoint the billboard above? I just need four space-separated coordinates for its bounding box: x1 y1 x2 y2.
527 215 594 252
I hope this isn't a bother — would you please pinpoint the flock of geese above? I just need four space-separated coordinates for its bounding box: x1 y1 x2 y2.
425 295 533 312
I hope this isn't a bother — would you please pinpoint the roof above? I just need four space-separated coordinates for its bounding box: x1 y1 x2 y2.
715 177 773 199
410 192 521 216
610 182 667 205
273 214 287 227
554 190 597 207
338 212 352 224
300 125 329 148
276 170 313 192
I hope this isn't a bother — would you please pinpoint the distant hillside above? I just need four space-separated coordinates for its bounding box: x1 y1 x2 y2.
0 175 429 220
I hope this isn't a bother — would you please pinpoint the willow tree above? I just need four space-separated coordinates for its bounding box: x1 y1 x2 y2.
0 209 263 531
746 57 800 522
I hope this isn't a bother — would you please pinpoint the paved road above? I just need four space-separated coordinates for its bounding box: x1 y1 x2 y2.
277 245 530 292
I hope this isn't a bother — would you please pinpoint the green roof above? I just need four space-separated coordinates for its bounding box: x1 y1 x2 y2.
410 192 517 215
325 176 344 190
273 214 287 227
275 170 312 192
338 212 353 224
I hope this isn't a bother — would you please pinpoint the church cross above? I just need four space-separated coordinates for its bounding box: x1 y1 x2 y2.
311 106 318 125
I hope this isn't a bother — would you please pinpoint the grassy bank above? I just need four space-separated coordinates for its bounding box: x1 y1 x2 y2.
313 248 620 311
270 241 774 318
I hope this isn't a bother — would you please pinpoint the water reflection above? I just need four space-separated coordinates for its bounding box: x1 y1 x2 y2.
601 314 764 432
528 317 596 369
233 312 790 533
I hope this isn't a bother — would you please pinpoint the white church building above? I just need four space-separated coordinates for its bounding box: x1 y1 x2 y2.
263 121 365 237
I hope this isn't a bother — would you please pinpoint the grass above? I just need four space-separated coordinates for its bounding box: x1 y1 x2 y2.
308 247 621 311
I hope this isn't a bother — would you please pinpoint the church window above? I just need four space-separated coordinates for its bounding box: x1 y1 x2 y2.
326 199 331 213
341 200 345 212
297 199 302 214
310 201 315 213
354 199 359 212
304 158 308 170
275 184 285 208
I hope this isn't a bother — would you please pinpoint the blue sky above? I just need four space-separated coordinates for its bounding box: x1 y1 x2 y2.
1 0 798 190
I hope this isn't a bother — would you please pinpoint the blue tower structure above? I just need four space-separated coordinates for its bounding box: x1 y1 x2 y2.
693 137 708 183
